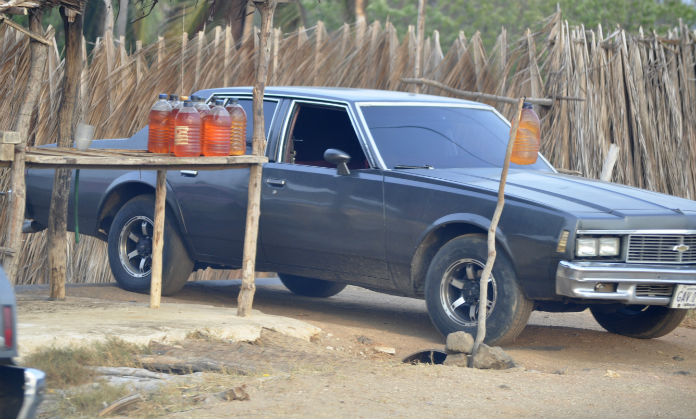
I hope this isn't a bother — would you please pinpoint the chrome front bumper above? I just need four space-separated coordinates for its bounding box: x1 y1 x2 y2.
556 261 696 305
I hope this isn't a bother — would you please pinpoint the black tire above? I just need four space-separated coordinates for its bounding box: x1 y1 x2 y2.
424 234 533 345
278 273 347 298
590 305 687 339
107 195 193 296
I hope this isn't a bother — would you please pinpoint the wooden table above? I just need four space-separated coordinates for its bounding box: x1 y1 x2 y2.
15 146 268 308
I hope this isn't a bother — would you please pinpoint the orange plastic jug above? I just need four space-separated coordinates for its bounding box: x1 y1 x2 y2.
225 98 247 156
147 94 172 153
173 101 202 157
202 99 232 156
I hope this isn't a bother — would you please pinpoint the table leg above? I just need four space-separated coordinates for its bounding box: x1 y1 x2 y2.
150 169 167 308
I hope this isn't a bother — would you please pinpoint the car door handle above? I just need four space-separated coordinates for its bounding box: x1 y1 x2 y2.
180 170 198 177
266 178 286 188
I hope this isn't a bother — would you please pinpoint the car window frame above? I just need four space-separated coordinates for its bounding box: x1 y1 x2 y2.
205 93 281 156
354 101 556 172
275 98 378 169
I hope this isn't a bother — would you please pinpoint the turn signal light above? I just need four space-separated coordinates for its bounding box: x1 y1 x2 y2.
511 102 540 165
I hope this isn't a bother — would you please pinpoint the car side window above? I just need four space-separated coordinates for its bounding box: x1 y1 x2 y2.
237 99 277 154
282 103 369 169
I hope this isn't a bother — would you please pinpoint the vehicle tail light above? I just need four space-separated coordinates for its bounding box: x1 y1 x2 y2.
511 102 540 165
3 305 13 349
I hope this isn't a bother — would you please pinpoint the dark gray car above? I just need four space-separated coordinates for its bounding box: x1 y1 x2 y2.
0 267 45 419
24 87 696 344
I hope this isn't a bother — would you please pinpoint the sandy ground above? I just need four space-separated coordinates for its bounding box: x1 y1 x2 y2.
14 279 696 418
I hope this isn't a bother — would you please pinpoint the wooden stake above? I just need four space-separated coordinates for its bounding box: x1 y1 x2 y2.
223 25 231 87
195 30 203 91
150 169 166 309
413 0 425 93
470 98 524 362
47 6 83 300
600 144 620 182
135 40 142 84
4 11 47 283
237 0 278 317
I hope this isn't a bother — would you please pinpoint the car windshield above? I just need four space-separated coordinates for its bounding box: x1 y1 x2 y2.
360 105 553 171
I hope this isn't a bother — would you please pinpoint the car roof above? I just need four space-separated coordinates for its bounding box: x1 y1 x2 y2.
194 86 487 107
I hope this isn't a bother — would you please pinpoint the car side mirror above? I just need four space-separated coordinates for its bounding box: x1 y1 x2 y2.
324 148 351 176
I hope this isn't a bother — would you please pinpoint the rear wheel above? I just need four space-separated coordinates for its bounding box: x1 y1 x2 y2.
107 195 193 295
590 305 687 339
278 273 347 298
424 234 533 345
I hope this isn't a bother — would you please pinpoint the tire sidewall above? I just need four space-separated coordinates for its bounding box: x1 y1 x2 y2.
107 195 192 295
425 234 528 345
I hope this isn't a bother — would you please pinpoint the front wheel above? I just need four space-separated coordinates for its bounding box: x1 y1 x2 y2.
424 234 533 345
590 305 687 339
278 273 347 298
107 195 193 296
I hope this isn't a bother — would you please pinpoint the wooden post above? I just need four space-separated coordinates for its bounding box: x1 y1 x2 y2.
271 28 280 85
119 35 126 92
237 0 278 317
313 21 324 85
470 98 524 362
413 0 425 93
223 25 232 87
149 169 167 309
3 10 47 283
180 32 187 94
195 30 203 91
135 40 143 84
47 5 83 300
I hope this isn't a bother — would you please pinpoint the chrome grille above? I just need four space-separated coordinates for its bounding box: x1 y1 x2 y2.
627 234 696 264
635 285 674 298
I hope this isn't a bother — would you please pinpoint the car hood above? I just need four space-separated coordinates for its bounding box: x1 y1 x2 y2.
409 167 696 216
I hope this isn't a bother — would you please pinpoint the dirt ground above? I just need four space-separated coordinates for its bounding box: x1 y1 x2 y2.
15 280 696 418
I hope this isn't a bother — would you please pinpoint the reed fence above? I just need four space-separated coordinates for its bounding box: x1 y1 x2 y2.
1 11 694 285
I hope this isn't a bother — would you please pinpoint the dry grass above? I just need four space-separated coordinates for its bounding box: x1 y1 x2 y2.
22 338 150 388
1 11 694 286
54 383 131 418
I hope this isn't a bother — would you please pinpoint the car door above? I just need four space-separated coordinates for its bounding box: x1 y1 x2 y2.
169 97 279 266
260 100 390 285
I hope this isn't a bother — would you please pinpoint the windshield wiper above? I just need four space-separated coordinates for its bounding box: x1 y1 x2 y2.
394 164 435 170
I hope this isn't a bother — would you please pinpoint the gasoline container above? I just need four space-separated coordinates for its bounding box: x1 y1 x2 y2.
225 98 247 156
173 100 202 157
167 94 182 153
202 99 232 156
510 102 540 165
147 93 172 153
193 95 211 117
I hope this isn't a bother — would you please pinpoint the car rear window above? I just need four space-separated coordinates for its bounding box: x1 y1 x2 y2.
360 105 552 171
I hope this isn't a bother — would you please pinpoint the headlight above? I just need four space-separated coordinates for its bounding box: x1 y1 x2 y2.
598 237 620 256
576 238 598 257
575 236 621 257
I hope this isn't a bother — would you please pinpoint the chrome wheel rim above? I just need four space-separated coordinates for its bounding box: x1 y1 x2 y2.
118 215 153 278
439 258 497 327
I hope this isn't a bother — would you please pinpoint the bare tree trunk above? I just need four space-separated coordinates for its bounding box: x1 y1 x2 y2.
103 0 114 35
47 7 84 300
237 0 278 317
116 0 128 39
470 99 524 360
4 11 47 283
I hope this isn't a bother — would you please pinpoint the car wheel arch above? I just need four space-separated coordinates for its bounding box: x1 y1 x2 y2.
97 179 188 246
410 216 515 296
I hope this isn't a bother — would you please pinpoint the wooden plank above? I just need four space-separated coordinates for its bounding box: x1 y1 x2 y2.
0 143 14 161
1 131 20 144
150 169 166 309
